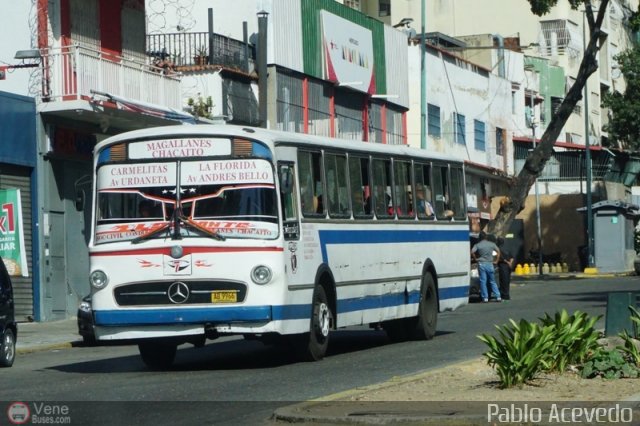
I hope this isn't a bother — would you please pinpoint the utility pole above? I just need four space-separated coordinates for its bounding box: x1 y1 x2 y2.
420 0 426 149
583 10 596 272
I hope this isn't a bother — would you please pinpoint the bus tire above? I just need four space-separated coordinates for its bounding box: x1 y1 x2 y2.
138 341 177 370
411 272 438 340
293 285 331 361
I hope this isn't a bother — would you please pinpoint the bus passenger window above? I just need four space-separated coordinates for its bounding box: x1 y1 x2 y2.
298 150 324 217
372 158 393 219
349 156 371 218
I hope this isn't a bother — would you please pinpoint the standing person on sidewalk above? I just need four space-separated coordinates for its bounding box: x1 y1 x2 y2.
496 237 513 301
471 231 501 303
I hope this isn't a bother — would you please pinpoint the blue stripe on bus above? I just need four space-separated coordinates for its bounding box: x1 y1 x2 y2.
94 306 272 325
94 285 468 325
318 229 469 264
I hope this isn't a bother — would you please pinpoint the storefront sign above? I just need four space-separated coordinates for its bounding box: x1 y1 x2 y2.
0 189 28 276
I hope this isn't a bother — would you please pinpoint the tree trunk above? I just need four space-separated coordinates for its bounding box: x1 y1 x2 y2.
486 0 608 237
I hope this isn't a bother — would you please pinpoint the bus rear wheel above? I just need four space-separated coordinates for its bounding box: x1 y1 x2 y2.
138 340 177 370
410 272 438 340
292 285 331 361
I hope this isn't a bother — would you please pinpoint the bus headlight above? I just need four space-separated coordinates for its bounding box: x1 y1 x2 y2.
90 270 109 289
251 265 272 285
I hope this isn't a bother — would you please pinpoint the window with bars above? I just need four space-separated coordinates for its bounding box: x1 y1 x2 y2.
496 127 504 156
427 103 441 138
474 120 486 151
454 113 466 145
344 0 361 11
378 0 390 16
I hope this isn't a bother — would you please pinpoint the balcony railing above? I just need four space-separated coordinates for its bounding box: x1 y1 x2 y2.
147 32 254 72
41 45 182 110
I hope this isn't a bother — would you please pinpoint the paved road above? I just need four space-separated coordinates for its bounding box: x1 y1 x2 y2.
1 276 637 425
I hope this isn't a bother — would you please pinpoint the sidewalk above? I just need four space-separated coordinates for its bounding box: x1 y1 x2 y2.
15 318 80 354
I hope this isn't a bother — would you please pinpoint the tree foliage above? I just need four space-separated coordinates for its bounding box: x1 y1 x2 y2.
487 0 611 237
601 47 640 150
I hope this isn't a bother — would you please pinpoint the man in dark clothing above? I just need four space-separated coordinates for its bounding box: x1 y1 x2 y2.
471 231 501 303
496 237 513 300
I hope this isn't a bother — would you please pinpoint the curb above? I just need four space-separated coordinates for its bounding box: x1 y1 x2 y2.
272 355 640 424
16 341 74 355
273 358 484 424
512 272 633 282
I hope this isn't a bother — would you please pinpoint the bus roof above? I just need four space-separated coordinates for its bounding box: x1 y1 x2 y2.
94 124 463 165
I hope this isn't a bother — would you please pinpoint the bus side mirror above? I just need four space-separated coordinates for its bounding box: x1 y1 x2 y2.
75 190 85 211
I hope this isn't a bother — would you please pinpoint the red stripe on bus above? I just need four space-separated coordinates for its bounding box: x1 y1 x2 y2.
90 246 284 257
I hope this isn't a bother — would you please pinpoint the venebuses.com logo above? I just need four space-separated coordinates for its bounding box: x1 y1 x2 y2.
7 402 30 424
6 401 72 424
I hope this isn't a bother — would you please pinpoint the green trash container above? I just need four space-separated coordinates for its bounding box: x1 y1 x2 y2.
605 292 640 337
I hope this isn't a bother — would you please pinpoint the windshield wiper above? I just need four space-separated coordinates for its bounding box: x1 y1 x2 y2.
131 222 171 244
179 215 226 241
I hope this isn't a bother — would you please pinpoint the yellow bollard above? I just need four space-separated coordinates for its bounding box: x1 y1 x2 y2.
542 262 550 274
562 262 569 273
523 263 530 275
529 263 535 275
556 263 563 273
515 264 523 275
550 264 557 273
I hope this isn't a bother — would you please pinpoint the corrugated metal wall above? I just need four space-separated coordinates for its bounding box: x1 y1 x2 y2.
271 0 304 72
0 166 33 320
383 26 409 109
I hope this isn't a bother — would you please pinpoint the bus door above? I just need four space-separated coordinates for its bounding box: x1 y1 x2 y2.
279 162 300 275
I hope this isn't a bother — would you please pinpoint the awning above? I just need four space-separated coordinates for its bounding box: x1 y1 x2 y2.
91 90 197 124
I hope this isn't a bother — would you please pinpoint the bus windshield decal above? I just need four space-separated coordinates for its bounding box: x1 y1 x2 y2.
98 163 177 189
95 220 277 243
128 138 231 159
181 159 273 185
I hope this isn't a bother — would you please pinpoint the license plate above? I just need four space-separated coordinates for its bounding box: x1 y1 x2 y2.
211 291 237 303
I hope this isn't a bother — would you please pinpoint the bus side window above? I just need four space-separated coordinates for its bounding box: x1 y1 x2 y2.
298 150 324 217
433 165 454 220
349 156 371 218
279 163 298 222
394 160 412 218
449 167 466 220
372 158 393 219
325 153 349 218
414 162 435 220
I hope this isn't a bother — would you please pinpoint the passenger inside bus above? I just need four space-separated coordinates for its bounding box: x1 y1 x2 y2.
415 184 435 218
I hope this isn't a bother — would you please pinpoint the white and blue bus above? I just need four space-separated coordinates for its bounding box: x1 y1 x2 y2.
88 124 470 368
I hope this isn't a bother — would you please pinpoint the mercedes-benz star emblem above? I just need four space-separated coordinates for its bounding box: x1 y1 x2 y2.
167 281 190 304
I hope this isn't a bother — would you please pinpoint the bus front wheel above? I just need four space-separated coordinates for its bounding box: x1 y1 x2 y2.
292 285 331 361
138 340 177 370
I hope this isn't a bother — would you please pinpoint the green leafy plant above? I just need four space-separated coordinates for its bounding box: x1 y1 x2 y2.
539 310 602 373
629 305 640 338
187 95 213 119
580 347 640 379
478 319 556 388
618 330 640 367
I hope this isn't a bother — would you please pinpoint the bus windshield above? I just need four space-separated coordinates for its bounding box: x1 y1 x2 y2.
94 158 278 244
